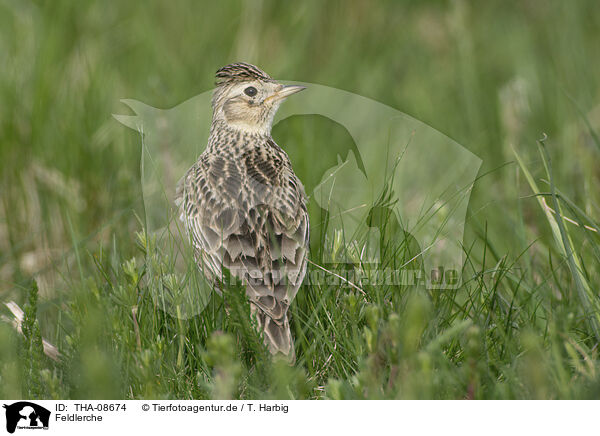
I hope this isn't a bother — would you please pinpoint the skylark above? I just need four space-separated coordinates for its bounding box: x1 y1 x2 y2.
176 63 309 361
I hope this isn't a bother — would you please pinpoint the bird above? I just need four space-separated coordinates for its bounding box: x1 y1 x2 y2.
175 62 309 361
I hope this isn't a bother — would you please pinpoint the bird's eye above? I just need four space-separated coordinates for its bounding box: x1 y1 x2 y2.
244 86 258 97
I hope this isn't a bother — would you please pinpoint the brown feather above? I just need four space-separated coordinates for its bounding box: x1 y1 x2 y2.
176 64 308 360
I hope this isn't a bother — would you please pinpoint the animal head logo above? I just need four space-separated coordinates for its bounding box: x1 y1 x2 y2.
3 402 50 434
114 81 481 318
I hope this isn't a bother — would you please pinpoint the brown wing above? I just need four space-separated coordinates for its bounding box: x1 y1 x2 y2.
176 140 309 346
175 152 247 283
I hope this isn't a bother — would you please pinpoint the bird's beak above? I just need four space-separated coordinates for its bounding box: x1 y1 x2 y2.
266 85 307 102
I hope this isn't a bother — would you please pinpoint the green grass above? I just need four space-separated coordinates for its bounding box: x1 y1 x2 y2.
2 0 600 399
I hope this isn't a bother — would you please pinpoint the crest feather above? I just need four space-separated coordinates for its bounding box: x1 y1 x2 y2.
215 62 273 85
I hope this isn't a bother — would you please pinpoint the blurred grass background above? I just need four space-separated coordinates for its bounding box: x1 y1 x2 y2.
1 0 600 399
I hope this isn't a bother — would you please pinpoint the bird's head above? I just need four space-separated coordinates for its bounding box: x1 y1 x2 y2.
211 62 305 135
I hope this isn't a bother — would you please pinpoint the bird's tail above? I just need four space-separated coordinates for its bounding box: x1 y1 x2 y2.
251 303 295 363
